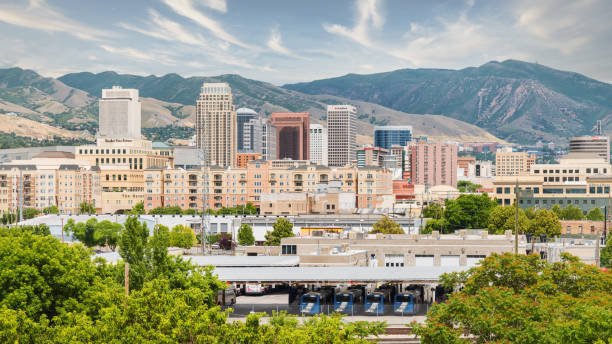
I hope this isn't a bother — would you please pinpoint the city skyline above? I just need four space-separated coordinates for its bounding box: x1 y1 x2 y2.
0 0 611 84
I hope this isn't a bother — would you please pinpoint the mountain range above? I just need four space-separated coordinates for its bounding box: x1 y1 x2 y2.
1 60 608 146
284 60 612 143
0 67 500 145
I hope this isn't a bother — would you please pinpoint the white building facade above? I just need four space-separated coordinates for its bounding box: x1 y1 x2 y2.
98 86 141 140
309 123 328 166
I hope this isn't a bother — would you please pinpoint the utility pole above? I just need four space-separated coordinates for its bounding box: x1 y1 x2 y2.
19 169 23 223
198 147 208 255
515 178 519 255
61 217 64 243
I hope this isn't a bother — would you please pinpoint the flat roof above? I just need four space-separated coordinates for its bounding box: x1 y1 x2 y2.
213 266 470 283
188 256 300 267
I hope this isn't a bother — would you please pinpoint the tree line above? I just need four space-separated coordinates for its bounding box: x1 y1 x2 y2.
0 219 385 343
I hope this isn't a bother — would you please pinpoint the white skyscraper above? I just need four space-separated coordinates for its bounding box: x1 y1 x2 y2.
196 83 237 167
327 105 356 167
98 86 141 139
309 123 328 166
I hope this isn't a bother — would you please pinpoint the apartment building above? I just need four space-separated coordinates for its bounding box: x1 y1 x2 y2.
142 161 393 213
407 141 457 187
327 105 356 167
196 83 237 167
356 146 388 168
0 157 101 214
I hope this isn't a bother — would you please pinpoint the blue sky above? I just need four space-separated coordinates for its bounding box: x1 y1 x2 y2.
0 0 610 84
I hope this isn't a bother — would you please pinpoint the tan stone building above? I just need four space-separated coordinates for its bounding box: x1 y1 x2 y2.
495 150 536 176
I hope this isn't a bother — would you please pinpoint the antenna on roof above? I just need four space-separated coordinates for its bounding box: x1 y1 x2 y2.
597 120 603 136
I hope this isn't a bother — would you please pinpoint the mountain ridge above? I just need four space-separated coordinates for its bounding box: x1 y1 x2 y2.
283 60 612 143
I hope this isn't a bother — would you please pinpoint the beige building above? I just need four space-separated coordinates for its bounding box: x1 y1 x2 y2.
495 150 535 176
0 157 101 214
196 83 237 167
75 139 173 214
327 105 356 167
493 154 612 211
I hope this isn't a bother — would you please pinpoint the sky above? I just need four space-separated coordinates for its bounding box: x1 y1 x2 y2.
0 0 610 85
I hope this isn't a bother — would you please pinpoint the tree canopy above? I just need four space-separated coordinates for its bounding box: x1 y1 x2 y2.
170 224 196 249
422 203 443 220
264 218 295 246
79 201 96 214
487 205 529 234
528 209 562 236
370 216 405 234
238 223 255 246
64 218 122 250
457 180 482 193
412 253 612 344
0 225 385 343
443 194 497 230
586 207 605 221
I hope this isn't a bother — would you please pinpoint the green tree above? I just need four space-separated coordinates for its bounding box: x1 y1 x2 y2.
601 237 612 268
457 180 482 193
551 204 562 218
422 202 444 219
21 208 40 220
528 209 562 236
129 201 146 215
79 201 96 214
93 220 122 251
1 212 16 225
42 205 59 214
524 207 537 220
562 204 584 220
444 194 497 230
412 253 612 344
264 218 294 245
370 216 405 234
65 218 99 247
238 223 255 245
170 224 196 249
586 207 605 221
13 224 51 236
423 218 449 234
487 205 530 234
148 206 183 215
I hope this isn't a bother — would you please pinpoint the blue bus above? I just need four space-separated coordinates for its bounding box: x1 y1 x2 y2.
364 289 390 314
334 289 362 313
300 290 331 314
393 293 415 313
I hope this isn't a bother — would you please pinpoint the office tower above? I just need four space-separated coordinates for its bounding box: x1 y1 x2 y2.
236 108 258 151
569 135 610 162
327 105 356 167
196 83 237 167
242 118 277 160
495 150 536 176
407 141 457 186
98 86 141 139
374 125 412 150
309 124 328 166
270 113 310 160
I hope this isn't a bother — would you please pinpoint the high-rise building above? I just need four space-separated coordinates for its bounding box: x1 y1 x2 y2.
196 83 237 167
309 124 328 166
270 113 310 160
356 146 388 167
374 125 412 150
327 105 356 167
407 141 457 186
569 136 610 162
98 86 141 139
236 108 258 151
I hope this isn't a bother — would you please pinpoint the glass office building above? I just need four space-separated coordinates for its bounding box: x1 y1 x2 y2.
374 126 413 150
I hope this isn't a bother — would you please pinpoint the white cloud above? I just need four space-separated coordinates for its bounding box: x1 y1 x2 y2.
266 25 297 58
323 0 384 47
99 45 177 66
514 0 610 55
200 0 227 13
161 0 252 49
119 9 207 47
0 0 113 42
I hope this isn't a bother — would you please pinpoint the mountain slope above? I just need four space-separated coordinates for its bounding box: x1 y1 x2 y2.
59 71 502 143
284 60 612 143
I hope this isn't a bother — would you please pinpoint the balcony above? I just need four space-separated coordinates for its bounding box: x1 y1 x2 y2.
188 175 198 181
294 174 303 181
189 181 198 187
214 175 223 181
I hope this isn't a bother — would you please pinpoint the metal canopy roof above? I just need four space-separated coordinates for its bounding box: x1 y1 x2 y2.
213 266 470 283
188 256 300 267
